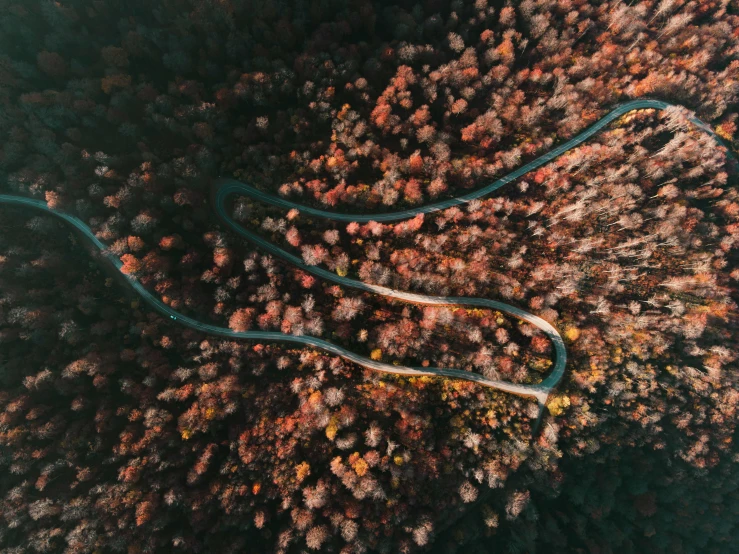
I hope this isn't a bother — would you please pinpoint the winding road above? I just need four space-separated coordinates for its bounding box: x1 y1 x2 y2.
1 99 733 425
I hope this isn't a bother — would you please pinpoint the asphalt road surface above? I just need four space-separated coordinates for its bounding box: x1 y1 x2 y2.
2 99 733 427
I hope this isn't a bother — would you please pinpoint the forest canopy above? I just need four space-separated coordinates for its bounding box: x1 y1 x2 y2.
0 1 738 553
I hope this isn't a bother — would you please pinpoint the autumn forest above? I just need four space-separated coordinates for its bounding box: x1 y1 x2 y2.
0 1 738 553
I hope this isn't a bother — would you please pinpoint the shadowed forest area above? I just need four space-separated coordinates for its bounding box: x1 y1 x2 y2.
0 1 738 553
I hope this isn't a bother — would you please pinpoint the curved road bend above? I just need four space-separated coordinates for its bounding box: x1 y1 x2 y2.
1 99 733 425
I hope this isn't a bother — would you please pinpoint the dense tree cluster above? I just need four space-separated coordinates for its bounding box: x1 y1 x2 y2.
427 108 739 554
0 0 738 553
